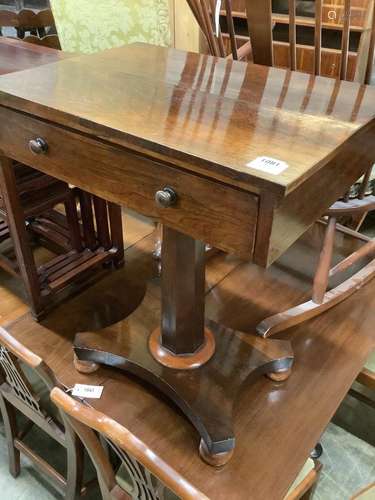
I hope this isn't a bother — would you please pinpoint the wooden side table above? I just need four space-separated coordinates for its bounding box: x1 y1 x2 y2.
0 43 374 464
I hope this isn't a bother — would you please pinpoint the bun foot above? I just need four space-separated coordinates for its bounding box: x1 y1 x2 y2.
267 367 292 382
74 353 99 374
199 440 234 467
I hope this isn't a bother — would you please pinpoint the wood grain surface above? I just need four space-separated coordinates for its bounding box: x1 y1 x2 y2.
0 44 374 195
2 221 374 499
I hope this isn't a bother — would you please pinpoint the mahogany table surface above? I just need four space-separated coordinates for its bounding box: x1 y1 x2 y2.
2 223 374 500
0 37 71 75
0 43 374 196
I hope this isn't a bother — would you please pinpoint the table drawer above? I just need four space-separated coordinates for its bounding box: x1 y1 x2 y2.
0 106 258 257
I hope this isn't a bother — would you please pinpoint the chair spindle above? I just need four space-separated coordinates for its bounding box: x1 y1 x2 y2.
315 0 323 75
340 0 352 80
289 0 297 70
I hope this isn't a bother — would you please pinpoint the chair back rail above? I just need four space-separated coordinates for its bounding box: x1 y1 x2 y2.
51 387 209 500
0 8 56 39
187 0 252 59
0 326 58 412
0 8 55 29
0 328 85 496
23 34 61 50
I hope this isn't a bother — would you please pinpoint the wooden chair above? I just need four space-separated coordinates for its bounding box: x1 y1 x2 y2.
350 350 375 407
187 0 375 337
0 8 56 39
356 350 375 391
185 0 252 60
189 1 375 82
23 32 61 49
0 158 124 320
51 387 322 500
0 326 85 499
352 482 375 499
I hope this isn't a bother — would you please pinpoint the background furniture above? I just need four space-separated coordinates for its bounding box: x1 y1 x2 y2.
0 160 82 318
0 38 125 320
245 0 375 83
0 6 59 47
49 0 170 54
169 0 201 51
188 0 375 82
357 351 375 391
352 350 375 408
51 387 322 500
0 326 84 498
353 482 375 499
195 0 375 82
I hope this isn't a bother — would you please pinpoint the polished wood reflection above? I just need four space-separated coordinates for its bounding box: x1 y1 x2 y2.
1 221 374 499
0 44 374 266
0 44 374 195
0 37 69 76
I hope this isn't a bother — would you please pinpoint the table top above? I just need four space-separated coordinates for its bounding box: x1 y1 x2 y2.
0 43 374 196
0 37 70 75
3 221 375 500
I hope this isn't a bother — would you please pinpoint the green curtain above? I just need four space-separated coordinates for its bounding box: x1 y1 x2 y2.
50 0 171 53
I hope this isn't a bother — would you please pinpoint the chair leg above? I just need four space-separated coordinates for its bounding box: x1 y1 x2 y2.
300 489 314 500
108 202 124 268
256 218 375 337
311 217 336 304
0 394 20 478
64 191 83 252
78 190 97 251
0 156 43 319
310 443 323 459
65 427 84 500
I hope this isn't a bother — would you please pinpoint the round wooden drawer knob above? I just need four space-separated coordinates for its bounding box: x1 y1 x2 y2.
155 187 177 208
28 138 48 155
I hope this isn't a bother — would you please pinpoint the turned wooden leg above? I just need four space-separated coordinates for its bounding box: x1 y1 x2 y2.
0 394 20 478
312 217 336 304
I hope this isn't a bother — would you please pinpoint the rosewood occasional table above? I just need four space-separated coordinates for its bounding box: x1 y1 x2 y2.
0 44 374 464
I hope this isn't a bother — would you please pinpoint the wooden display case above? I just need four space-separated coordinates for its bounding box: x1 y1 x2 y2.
218 0 374 81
